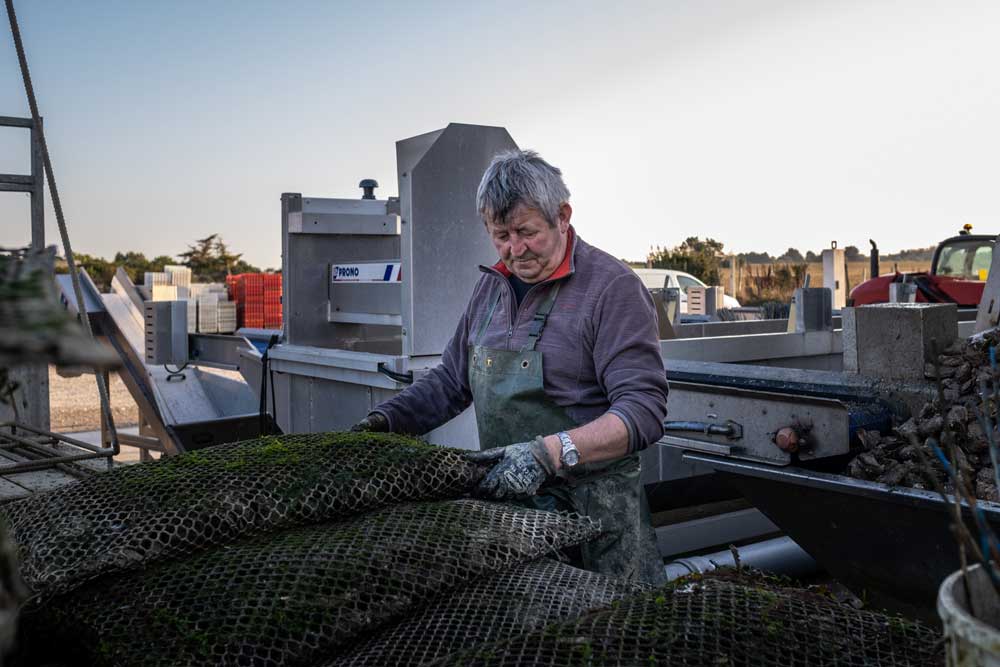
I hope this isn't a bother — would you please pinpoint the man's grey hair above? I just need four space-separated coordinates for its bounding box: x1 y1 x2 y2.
476 150 571 227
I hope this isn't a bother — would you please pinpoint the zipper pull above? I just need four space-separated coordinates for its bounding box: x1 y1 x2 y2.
507 326 513 338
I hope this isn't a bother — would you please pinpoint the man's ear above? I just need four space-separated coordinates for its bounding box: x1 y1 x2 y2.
558 203 572 232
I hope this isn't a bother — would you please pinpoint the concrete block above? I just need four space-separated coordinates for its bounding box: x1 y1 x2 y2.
822 247 847 309
841 308 859 373
793 288 832 332
849 303 958 380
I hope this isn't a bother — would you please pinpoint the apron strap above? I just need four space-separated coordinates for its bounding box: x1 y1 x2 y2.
523 282 562 352
474 286 503 346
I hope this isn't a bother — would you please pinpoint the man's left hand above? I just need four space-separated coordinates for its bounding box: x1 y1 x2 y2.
466 437 557 500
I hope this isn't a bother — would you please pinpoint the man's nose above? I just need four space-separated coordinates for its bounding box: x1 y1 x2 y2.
511 238 527 257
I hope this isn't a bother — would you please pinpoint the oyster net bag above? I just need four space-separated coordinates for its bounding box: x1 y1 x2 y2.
434 573 943 666
24 500 599 667
327 558 645 667
1 432 481 602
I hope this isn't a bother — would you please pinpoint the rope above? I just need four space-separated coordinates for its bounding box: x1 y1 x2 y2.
6 0 119 457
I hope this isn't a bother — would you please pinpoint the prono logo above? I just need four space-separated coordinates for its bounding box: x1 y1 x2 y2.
331 262 402 283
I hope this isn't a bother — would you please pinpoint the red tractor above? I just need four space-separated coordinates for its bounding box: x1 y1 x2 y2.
849 227 994 306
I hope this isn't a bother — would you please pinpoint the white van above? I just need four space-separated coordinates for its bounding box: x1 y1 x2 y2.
631 268 741 312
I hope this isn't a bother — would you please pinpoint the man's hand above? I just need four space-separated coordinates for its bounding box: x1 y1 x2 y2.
466 437 557 500
350 413 390 433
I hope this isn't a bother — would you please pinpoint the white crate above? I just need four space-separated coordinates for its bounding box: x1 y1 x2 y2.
190 283 228 299
197 295 219 334
165 265 192 288
144 272 170 288
151 285 178 301
217 302 237 334
187 299 197 333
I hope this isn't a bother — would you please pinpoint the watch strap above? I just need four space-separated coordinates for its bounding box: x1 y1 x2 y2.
556 431 579 467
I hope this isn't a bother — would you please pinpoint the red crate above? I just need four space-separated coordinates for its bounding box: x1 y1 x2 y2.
228 273 282 329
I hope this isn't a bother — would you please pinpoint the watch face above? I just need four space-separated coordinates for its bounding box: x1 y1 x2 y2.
563 450 580 467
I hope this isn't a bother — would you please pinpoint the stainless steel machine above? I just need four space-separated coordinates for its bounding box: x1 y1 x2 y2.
256 123 517 446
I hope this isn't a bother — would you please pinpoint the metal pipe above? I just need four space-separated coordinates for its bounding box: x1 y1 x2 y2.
0 450 115 476
0 422 108 455
869 239 879 279
5 442 95 479
663 536 817 581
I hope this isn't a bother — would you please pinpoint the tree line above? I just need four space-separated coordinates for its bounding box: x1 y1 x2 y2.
59 234 267 291
737 245 934 264
646 237 935 286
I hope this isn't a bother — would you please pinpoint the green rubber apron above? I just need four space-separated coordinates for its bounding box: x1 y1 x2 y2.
468 280 665 586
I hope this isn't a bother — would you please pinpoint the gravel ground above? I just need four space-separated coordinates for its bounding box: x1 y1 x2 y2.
48 366 138 433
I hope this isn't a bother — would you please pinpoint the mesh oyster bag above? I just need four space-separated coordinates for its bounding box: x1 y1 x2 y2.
23 500 599 667
327 558 644 667
433 574 943 666
1 432 481 602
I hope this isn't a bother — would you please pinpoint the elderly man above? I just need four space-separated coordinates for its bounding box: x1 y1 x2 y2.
353 150 668 585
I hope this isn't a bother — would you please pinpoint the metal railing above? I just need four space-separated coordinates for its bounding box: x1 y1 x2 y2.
0 422 114 476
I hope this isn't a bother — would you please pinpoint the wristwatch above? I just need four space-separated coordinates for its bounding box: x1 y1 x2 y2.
556 431 580 468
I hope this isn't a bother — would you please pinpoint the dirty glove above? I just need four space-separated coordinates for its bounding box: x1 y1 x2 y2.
466 436 558 500
350 412 389 433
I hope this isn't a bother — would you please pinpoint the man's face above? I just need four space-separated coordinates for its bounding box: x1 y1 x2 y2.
487 203 572 283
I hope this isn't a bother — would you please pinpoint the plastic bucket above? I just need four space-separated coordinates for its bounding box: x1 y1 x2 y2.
939 564 1000 666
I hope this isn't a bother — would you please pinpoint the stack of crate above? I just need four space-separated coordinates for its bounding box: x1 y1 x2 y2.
143 272 170 290
165 265 192 300
264 274 282 329
217 301 237 333
186 298 197 333
228 273 282 330
139 268 239 334
185 284 231 334
197 293 220 334
150 285 178 301
232 274 263 328
165 265 191 287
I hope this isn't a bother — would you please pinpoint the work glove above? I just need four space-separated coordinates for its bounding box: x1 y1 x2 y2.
466 436 558 500
350 412 390 433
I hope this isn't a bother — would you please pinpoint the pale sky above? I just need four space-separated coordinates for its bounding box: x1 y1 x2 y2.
2 0 999 269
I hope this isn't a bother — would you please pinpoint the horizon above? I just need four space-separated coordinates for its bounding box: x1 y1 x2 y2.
3 1 999 268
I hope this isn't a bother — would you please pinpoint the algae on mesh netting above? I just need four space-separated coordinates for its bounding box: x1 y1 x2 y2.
31 501 598 667
4 430 484 611
440 569 942 666
107 432 454 501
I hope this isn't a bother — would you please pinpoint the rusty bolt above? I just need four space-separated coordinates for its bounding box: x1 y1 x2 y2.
774 427 800 453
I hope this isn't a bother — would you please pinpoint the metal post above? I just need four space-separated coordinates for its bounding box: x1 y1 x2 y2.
99 370 111 466
729 255 737 301
29 117 43 249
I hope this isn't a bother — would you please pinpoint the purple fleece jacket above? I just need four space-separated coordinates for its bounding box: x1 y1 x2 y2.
373 229 669 452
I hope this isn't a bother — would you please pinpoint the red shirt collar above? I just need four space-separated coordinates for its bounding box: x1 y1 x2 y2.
491 226 576 281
